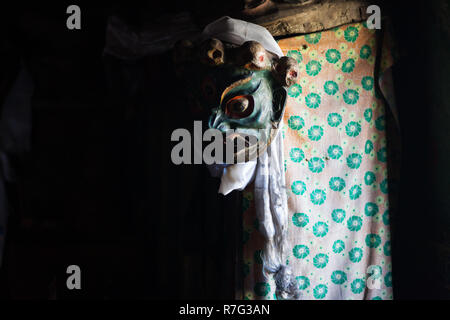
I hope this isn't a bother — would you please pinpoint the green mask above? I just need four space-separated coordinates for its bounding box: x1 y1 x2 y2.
173 38 299 162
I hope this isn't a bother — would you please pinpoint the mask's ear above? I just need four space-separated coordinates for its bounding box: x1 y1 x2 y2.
271 87 287 128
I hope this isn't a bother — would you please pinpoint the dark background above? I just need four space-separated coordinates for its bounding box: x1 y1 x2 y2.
0 0 449 299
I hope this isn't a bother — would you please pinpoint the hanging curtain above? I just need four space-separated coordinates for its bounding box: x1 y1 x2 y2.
239 21 396 300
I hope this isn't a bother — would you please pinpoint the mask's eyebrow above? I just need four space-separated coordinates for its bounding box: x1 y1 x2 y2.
220 77 259 105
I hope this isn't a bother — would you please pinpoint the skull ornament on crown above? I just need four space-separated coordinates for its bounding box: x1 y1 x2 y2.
172 28 299 163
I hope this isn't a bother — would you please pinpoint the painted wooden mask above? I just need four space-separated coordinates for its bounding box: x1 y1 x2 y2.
173 38 299 162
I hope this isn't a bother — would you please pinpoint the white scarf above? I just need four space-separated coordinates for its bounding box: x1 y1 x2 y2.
204 16 300 300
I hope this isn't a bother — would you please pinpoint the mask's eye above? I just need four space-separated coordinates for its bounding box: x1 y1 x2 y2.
225 95 254 119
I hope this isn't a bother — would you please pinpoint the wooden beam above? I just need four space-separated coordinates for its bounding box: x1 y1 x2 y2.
248 0 371 37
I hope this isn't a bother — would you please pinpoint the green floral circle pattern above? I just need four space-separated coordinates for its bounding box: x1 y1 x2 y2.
364 202 379 216
360 45 372 59
329 177 346 192
313 253 329 269
290 147 305 163
349 247 363 263
313 222 329 237
305 32 322 44
313 284 328 299
293 213 309 227
343 89 359 104
382 210 389 225
293 244 310 259
364 171 376 185
288 115 305 130
306 60 322 76
287 49 303 63
375 115 385 131
377 147 387 162
362 76 374 91
347 216 363 232
296 276 310 290
380 179 388 194
326 48 341 64
310 189 327 205
309 157 325 173
384 241 391 256
345 121 362 137
349 185 362 200
328 145 343 159
384 272 393 287
291 180 307 195
344 26 359 42
331 270 347 285
327 113 342 127
365 234 382 248
350 278 365 294
347 153 362 169
342 59 356 73
365 140 374 154
331 209 346 223
364 109 373 122
288 83 302 98
324 80 339 95
305 93 322 109
308 125 324 141
333 240 345 253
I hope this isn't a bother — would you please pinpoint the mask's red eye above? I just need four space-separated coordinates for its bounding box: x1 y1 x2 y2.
225 95 254 119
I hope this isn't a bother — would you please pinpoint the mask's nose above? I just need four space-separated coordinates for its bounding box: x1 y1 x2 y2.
208 108 230 132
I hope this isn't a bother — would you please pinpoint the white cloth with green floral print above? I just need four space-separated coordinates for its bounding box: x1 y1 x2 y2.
240 23 394 300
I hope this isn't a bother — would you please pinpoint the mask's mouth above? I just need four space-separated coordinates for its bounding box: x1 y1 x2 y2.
225 132 250 146
222 131 267 164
